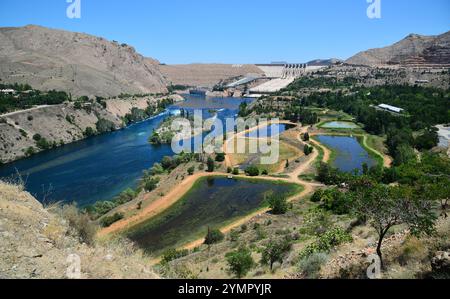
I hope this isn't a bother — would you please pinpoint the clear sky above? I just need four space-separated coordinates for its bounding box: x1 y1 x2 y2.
0 0 448 64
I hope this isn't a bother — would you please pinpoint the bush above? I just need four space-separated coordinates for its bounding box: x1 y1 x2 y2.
114 188 136 205
207 157 215 172
262 169 269 175
187 166 195 175
149 163 165 175
261 237 293 270
215 153 226 162
299 227 352 259
298 252 328 279
84 127 95 137
245 166 260 177
266 192 289 215
161 248 189 264
59 204 98 245
100 213 124 228
204 228 224 245
144 177 160 192
232 168 240 175
227 167 233 173
96 118 116 133
225 246 255 279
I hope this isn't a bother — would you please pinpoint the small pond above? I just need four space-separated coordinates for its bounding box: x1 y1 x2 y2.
316 135 377 173
321 121 359 129
127 176 300 253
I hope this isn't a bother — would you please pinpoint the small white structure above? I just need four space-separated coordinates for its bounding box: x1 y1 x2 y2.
1 89 15 95
378 104 404 114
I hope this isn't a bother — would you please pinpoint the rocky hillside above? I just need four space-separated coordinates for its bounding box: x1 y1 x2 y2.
0 25 168 97
0 181 159 279
346 31 450 66
0 94 184 163
159 63 264 88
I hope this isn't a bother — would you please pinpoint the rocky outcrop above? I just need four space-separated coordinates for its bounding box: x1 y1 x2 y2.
0 181 159 279
346 31 450 66
0 25 168 97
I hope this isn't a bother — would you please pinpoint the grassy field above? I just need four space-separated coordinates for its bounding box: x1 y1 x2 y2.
229 138 302 174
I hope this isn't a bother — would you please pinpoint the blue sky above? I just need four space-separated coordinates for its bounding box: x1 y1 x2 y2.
0 0 448 64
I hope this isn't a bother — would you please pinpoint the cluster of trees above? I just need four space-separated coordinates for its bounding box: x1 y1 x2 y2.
313 152 449 265
281 76 358 92
302 85 448 165
0 84 70 113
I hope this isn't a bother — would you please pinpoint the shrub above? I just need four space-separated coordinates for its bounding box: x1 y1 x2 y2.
144 177 160 192
33 134 42 141
90 200 117 218
161 156 175 170
187 166 195 176
261 237 293 270
161 248 189 264
59 204 98 245
232 168 240 175
114 188 136 205
27 115 33 121
298 252 328 279
245 166 260 177
266 192 289 215
225 246 255 279
299 227 352 259
215 153 226 162
96 118 116 133
84 127 95 137
206 157 215 172
262 169 269 175
149 163 165 175
204 227 224 245
227 167 233 173
100 213 124 228
229 230 240 242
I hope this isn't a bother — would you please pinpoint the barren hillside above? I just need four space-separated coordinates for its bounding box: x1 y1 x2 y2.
0 25 168 97
159 63 264 88
346 31 450 66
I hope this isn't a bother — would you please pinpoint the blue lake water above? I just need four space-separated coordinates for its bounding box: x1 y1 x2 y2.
321 121 359 129
316 135 377 173
0 95 251 207
127 176 298 253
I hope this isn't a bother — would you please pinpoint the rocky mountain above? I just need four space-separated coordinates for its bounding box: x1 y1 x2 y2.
0 25 168 97
346 31 450 66
159 63 264 88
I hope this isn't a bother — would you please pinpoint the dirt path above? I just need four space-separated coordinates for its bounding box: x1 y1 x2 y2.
99 121 326 253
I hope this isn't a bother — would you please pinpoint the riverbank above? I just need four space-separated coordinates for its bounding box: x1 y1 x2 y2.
0 94 184 164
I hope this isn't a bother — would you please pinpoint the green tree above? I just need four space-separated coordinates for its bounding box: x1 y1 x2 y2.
215 153 226 162
245 165 260 177
204 227 224 245
353 184 437 267
225 246 255 279
266 192 289 215
261 237 292 270
207 157 215 172
187 166 195 176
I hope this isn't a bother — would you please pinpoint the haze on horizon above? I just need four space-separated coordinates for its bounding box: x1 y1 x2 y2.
0 0 449 64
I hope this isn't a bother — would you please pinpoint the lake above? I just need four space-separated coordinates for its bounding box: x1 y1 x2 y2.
316 135 377 173
127 176 300 253
321 121 359 129
0 95 251 207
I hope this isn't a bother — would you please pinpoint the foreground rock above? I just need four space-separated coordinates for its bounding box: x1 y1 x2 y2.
0 181 158 279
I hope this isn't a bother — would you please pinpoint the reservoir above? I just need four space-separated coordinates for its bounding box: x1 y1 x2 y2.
315 135 377 173
0 95 250 206
127 176 301 253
